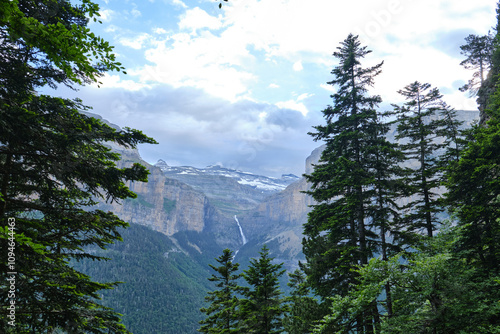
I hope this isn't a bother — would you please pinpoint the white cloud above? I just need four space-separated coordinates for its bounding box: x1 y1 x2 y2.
104 25 118 33
276 100 309 117
134 28 255 100
153 27 167 34
131 9 142 18
293 61 303 72
119 33 151 50
178 7 223 32
148 1 489 101
94 74 150 91
110 0 490 110
171 0 188 9
99 9 115 22
320 83 335 93
297 93 313 101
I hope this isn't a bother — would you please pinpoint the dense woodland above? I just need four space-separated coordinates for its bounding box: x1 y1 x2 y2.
1 0 500 333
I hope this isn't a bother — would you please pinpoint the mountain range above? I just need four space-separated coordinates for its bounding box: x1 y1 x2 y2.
74 109 479 333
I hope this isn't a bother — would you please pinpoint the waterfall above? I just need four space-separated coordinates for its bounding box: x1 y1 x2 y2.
233 250 239 260
234 215 247 245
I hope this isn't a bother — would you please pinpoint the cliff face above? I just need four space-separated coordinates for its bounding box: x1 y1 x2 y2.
155 162 299 215
251 144 324 226
235 148 320 269
96 143 240 248
249 178 313 230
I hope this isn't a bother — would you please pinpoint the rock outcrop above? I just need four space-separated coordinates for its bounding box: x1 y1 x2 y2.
95 136 240 249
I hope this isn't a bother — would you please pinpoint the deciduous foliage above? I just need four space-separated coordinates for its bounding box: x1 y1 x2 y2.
314 225 500 334
0 0 125 86
0 0 156 332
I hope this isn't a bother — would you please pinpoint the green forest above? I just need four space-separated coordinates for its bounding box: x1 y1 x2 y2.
1 0 500 333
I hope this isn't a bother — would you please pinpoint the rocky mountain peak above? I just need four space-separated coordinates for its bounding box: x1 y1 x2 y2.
155 159 169 168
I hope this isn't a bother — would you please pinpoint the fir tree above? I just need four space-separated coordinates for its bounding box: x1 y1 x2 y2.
446 113 500 274
303 33 385 333
303 33 383 295
365 115 407 318
240 245 286 334
199 249 245 334
392 82 455 238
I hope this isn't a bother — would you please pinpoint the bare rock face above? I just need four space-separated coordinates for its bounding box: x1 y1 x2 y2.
250 178 313 230
305 144 325 175
95 143 239 248
236 148 319 269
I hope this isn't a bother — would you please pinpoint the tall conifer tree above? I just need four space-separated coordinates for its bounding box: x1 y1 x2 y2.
282 269 323 334
303 34 385 333
392 82 454 239
459 33 493 97
0 1 155 332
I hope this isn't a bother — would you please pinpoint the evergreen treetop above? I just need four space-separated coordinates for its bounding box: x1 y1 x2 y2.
199 248 244 334
240 245 287 334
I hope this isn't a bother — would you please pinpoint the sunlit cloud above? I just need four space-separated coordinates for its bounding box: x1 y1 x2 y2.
119 33 151 50
293 61 303 72
178 7 223 32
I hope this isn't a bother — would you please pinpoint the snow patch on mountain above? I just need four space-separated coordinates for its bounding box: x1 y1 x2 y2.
154 161 299 193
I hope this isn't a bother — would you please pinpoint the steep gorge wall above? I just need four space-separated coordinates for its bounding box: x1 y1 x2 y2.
96 143 239 248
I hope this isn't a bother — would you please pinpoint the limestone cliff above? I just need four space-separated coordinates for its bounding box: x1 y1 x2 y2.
235 148 319 267
95 140 240 249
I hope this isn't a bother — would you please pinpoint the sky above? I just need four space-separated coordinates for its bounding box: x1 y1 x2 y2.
53 0 496 177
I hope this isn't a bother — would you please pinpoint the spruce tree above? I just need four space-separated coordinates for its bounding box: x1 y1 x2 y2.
392 82 455 239
199 249 245 334
240 245 286 334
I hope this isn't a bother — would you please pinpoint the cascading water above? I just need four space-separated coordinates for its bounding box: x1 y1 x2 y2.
234 215 247 245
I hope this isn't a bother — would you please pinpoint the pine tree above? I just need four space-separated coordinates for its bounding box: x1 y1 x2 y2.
475 3 500 125
459 33 493 97
199 249 245 334
392 82 456 239
240 245 286 334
